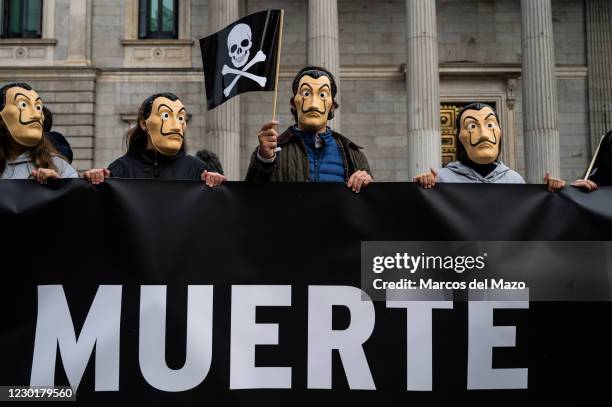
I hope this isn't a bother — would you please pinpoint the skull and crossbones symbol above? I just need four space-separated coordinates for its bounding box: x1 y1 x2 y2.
222 23 267 97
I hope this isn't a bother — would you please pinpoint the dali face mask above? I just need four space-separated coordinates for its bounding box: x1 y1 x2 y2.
143 97 186 156
0 86 44 147
293 75 334 132
458 106 501 164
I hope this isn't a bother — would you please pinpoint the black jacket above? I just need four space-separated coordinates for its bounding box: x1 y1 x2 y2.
108 148 206 180
590 166 612 187
245 126 371 182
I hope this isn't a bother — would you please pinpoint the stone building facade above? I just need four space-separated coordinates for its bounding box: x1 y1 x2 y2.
0 0 607 182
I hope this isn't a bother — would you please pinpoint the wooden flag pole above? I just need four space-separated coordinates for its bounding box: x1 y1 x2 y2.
271 10 284 122
584 133 606 179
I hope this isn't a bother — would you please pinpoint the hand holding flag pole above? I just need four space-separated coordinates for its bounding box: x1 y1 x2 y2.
584 133 606 180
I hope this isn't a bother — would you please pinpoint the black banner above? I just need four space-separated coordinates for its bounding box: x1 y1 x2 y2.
1 180 612 406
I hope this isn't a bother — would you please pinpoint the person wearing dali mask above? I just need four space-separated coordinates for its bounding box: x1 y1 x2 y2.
414 102 565 191
84 92 225 186
245 66 374 193
0 82 78 183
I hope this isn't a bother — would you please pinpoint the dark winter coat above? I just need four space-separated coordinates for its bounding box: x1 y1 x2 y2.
245 126 371 182
108 148 206 180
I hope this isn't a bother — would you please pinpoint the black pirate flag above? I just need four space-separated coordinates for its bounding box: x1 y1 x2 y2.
200 10 282 110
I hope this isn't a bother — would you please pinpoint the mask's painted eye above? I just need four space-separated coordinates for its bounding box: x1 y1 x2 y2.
487 122 496 129
319 92 327 99
177 115 185 123
35 104 43 112
161 112 170 121
18 101 28 110
302 90 311 97
467 123 477 130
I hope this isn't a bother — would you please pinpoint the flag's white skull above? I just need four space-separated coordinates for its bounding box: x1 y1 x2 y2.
227 23 252 68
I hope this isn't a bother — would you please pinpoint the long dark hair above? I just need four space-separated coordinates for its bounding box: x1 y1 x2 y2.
455 102 502 163
0 82 57 174
125 92 187 153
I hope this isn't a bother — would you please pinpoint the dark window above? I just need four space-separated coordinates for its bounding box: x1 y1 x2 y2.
1 0 43 39
139 0 178 39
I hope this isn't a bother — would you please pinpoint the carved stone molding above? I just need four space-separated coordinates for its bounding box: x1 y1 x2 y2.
506 78 518 110
121 40 194 68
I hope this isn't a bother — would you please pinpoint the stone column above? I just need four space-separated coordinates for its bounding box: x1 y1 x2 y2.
205 0 241 180
586 0 612 153
405 0 440 177
64 0 91 66
520 0 560 182
307 0 341 132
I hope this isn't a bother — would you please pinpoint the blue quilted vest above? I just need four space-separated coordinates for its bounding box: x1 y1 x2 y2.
293 126 345 182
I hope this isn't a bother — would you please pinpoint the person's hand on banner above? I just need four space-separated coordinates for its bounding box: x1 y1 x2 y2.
201 170 226 187
414 168 438 189
347 170 373 193
31 168 59 184
257 120 279 160
544 172 565 192
571 178 598 192
83 168 111 185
